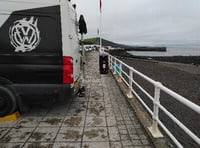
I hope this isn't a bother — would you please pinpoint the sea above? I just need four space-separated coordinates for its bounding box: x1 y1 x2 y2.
127 48 200 57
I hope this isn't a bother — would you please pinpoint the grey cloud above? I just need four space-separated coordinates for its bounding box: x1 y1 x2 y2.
74 0 200 48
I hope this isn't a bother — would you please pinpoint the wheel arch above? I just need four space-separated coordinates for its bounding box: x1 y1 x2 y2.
0 77 13 85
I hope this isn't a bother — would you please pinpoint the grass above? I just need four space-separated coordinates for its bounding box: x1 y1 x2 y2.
83 37 99 45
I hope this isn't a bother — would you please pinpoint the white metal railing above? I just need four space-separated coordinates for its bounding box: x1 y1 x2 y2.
108 54 200 148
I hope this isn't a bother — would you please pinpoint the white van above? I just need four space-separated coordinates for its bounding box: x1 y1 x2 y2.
0 0 81 116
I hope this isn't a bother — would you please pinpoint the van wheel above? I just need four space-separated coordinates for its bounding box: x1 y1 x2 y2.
0 86 17 117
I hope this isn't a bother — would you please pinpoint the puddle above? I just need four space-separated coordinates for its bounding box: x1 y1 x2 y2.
19 120 28 124
0 129 7 137
59 146 75 148
43 118 62 125
63 130 81 140
64 117 82 126
83 144 89 148
80 102 87 108
31 132 46 141
84 129 105 139
0 135 11 142
91 117 103 126
89 106 104 116
19 132 31 140
94 97 100 101
90 102 102 108
27 143 53 148
13 145 21 148
75 108 85 114
28 118 34 122
15 125 24 129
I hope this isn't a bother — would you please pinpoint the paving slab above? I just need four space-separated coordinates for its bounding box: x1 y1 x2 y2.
85 117 107 127
0 52 154 147
28 127 59 142
55 127 83 142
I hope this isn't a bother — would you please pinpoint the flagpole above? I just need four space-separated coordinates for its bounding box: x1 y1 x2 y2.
99 0 102 52
100 13 102 52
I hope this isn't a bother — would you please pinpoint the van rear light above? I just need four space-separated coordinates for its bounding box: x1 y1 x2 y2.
63 56 73 84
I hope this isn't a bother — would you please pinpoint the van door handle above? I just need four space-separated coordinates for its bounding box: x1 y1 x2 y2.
76 59 78 63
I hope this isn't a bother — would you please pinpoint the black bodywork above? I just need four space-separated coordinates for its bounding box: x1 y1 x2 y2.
0 6 73 99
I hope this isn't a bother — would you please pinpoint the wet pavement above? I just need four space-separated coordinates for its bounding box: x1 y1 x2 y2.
0 52 153 148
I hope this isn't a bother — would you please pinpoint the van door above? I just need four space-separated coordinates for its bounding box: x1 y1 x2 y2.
0 5 63 84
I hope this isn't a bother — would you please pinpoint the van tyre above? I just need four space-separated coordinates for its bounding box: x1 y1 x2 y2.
0 86 17 117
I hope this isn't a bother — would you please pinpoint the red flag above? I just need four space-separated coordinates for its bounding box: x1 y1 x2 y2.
100 0 102 12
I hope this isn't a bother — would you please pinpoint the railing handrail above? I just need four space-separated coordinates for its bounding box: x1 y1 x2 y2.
108 54 200 148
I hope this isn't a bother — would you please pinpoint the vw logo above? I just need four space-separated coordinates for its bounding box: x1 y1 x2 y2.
9 17 41 52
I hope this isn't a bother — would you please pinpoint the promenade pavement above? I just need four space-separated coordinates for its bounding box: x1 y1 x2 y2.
0 52 153 148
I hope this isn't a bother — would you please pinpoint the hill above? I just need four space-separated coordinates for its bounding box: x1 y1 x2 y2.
83 37 121 47
83 37 166 52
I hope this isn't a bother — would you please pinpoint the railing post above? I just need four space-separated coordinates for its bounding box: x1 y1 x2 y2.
149 82 163 138
127 69 133 98
109 56 112 70
113 58 117 74
117 62 122 82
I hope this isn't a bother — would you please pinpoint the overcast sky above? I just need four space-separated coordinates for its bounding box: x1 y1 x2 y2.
73 0 200 48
